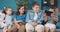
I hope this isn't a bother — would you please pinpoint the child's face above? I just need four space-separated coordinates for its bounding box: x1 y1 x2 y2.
32 5 39 12
19 6 24 14
6 8 12 15
51 13 55 17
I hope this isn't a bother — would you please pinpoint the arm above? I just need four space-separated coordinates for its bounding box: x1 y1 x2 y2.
26 12 32 23
12 14 18 24
13 18 18 24
51 13 58 22
37 15 43 24
13 19 21 29
37 12 44 24
26 12 38 26
52 16 58 22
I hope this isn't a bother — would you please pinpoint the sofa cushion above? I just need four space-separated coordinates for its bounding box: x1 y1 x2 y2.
56 13 60 29
56 29 60 32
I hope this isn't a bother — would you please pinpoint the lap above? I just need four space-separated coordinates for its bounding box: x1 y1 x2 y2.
26 23 44 31
45 23 56 29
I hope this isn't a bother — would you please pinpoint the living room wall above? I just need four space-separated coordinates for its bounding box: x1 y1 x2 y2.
0 0 60 10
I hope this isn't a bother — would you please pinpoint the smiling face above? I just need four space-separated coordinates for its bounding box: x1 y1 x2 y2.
32 2 40 12
6 8 12 15
19 6 24 14
32 5 39 12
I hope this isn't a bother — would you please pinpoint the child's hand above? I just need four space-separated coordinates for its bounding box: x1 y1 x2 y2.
29 22 38 26
16 24 20 29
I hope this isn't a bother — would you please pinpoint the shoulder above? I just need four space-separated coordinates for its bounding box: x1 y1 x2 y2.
22 14 26 17
27 10 34 15
12 13 18 18
39 10 44 13
13 13 17 16
27 10 33 12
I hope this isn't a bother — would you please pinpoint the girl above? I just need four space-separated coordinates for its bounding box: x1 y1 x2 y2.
0 12 6 28
44 8 58 32
12 5 26 32
2 7 13 32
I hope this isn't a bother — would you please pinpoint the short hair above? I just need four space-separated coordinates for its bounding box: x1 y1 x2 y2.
32 2 39 7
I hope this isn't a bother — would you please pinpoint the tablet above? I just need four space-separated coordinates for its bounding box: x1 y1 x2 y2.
45 10 53 16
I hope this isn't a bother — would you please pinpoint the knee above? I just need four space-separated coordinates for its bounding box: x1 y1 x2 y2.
37 24 44 28
25 23 34 31
36 25 44 30
50 26 56 30
45 24 56 29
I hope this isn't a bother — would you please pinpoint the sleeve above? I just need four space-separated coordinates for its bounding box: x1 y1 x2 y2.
25 12 32 23
12 14 17 20
23 14 26 21
37 12 44 23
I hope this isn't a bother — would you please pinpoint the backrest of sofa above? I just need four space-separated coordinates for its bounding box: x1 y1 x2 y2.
58 13 60 22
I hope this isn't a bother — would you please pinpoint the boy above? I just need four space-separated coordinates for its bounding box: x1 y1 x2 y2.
26 2 44 32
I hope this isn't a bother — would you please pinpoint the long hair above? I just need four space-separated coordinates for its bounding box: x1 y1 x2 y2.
16 4 26 15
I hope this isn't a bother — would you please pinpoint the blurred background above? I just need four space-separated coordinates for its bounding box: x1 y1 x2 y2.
0 0 60 11
0 0 60 32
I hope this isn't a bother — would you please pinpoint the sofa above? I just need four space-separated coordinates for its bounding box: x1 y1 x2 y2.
0 10 60 32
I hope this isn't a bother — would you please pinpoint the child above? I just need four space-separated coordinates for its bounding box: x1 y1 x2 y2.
0 12 6 28
2 7 13 32
26 2 44 32
12 5 26 32
44 8 58 32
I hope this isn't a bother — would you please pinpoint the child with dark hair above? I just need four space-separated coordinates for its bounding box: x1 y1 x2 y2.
44 8 58 32
12 5 26 32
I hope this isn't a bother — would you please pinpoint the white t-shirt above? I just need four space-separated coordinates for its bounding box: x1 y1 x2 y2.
34 13 38 21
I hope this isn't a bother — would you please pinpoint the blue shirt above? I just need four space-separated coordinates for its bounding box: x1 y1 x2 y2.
26 10 44 23
13 13 26 21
